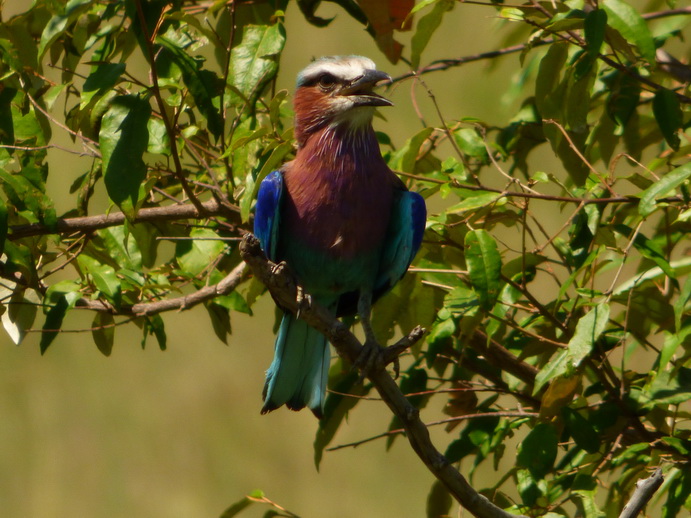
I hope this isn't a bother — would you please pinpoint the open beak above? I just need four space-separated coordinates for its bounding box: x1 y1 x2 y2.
340 69 393 107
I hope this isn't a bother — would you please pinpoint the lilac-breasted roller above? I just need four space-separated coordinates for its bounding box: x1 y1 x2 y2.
254 56 426 417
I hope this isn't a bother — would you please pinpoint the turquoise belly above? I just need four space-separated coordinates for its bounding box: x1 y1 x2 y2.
279 237 381 302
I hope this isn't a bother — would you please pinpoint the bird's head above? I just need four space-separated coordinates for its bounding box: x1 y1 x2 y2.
293 56 392 146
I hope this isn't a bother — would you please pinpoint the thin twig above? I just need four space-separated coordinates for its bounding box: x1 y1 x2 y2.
327 411 538 451
133 0 206 215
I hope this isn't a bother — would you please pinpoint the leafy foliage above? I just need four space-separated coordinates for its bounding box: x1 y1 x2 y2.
0 1 689 517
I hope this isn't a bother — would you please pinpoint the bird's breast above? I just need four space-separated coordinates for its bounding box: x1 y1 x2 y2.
282 163 393 259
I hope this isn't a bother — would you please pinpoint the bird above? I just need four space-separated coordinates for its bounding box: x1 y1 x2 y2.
253 56 426 418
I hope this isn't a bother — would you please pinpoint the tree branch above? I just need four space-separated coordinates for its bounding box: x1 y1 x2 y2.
239 233 527 518
9 199 242 240
75 260 248 316
618 468 664 518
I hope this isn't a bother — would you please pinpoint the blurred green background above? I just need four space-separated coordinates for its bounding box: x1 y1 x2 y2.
0 2 523 516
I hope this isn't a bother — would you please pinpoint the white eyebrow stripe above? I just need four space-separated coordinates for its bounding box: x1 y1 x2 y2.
298 56 378 85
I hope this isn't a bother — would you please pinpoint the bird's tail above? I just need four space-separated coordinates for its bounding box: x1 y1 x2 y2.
261 313 330 418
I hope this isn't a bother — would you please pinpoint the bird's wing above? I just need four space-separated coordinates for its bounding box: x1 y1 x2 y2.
374 188 427 296
254 170 284 261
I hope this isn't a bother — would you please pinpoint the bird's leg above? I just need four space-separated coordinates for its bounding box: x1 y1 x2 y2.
355 292 388 377
295 284 312 319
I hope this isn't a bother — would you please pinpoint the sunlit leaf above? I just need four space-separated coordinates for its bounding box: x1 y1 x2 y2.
175 228 226 277
0 287 39 345
38 0 93 61
228 23 286 107
602 0 656 63
410 0 454 70
568 303 610 367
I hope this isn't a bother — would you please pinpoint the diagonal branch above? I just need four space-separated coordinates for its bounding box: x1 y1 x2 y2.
618 468 664 518
239 233 527 518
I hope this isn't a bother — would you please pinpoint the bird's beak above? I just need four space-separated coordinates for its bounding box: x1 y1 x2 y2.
340 69 394 107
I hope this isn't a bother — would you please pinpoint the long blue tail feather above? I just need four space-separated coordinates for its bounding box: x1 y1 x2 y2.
262 313 330 418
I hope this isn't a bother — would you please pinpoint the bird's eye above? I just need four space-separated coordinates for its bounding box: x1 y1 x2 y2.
318 73 337 90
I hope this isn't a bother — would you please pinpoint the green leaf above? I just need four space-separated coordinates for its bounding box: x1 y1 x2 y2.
92 312 115 356
534 350 570 394
411 0 454 70
613 225 676 279
568 303 610 367
573 486 604 518
38 0 93 61
448 192 504 215
0 196 7 256
607 73 640 130
0 86 16 145
206 302 231 344
99 95 151 218
612 257 691 296
652 89 682 151
639 162 691 217
426 479 453 518
143 314 167 351
390 127 434 173
535 42 569 120
517 423 558 478
147 117 170 155
41 296 68 354
535 303 609 393
464 230 502 311
219 495 253 518
584 9 607 57
454 128 489 161
562 407 599 454
674 276 691 333
228 23 286 105
443 286 480 317
0 287 39 345
40 280 82 354
157 30 223 139
602 0 656 64
78 255 122 309
516 469 541 507
81 63 126 107
175 228 226 276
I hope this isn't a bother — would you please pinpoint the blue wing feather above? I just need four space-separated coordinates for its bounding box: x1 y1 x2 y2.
375 190 427 295
254 170 284 261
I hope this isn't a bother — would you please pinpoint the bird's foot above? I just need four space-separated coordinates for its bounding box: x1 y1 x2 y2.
355 337 401 380
270 261 288 276
296 285 312 319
